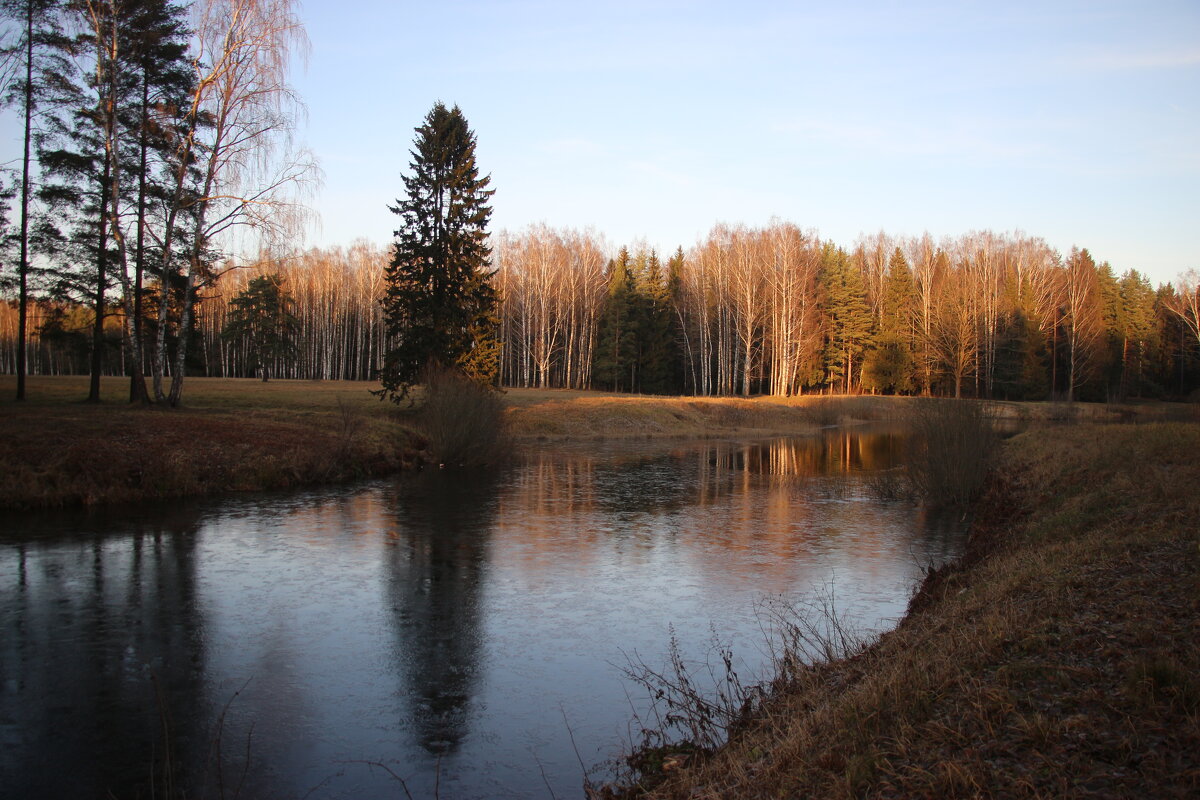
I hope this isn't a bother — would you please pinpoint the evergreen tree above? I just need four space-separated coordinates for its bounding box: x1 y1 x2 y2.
119 0 194 403
863 247 919 393
632 249 677 393
1 0 72 400
1117 269 1156 398
993 309 1048 400
820 243 873 392
222 273 297 381
665 246 691 393
592 247 635 391
1096 261 1124 399
380 102 500 401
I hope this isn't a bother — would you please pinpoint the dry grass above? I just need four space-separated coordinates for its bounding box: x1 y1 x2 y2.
502 391 909 440
600 422 1200 799
0 376 425 509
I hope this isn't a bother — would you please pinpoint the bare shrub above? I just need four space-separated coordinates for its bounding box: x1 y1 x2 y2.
610 591 868 793
905 399 999 507
802 397 842 426
863 466 914 502
418 366 510 468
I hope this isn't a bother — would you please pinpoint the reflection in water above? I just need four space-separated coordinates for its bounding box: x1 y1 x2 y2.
0 509 206 800
1 428 966 799
383 472 499 754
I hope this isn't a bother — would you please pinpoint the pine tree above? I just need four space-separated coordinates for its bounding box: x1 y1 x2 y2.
1 0 72 400
863 248 919 393
380 103 500 402
120 0 193 403
222 273 298 381
820 243 873 392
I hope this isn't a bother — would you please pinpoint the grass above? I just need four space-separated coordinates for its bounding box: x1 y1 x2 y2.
597 421 1200 798
3 375 1194 510
0 375 427 509
501 391 905 440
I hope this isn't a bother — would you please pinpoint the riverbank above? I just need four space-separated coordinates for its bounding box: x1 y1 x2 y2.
0 377 842 509
0 376 424 509
2 376 1194 509
603 422 1200 798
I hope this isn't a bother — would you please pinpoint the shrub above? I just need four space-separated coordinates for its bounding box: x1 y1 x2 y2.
417 365 509 468
904 399 999 507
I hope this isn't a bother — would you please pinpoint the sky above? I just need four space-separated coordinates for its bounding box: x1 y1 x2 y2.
1 1 1193 285
288 0 1199 285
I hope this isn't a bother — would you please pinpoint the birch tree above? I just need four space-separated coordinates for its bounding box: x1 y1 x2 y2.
1165 268 1200 354
153 0 315 406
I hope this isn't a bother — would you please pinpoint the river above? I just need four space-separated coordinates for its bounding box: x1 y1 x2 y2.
1 428 966 799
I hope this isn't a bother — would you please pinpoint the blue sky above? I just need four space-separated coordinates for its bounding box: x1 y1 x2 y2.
292 0 1198 284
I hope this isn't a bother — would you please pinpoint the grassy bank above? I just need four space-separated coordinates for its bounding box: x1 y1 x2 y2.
605 422 1200 798
503 391 865 440
0 376 425 509
0 378 885 509
2 376 1194 510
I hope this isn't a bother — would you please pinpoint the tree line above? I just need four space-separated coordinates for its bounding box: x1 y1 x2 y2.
6 221 1199 402
0 0 314 404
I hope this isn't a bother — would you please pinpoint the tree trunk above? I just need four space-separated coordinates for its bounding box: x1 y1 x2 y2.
88 171 110 403
129 73 151 405
15 1 34 401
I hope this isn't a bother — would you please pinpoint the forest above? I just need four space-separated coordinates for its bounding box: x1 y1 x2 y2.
0 1 1197 403
3 224 1199 402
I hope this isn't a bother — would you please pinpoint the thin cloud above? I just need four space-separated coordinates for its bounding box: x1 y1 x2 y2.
1067 50 1200 71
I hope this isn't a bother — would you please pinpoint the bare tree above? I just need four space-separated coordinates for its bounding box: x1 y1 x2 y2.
1062 247 1103 402
151 0 317 405
1165 268 1200 353
929 264 976 398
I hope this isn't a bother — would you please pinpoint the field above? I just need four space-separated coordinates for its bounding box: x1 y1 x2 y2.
0 376 419 509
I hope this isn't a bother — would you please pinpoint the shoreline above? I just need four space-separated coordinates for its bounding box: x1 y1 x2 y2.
2 376 1195 510
600 422 1199 798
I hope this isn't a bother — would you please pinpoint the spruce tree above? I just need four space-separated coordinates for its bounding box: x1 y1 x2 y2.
592 247 635 391
820 243 873 392
222 273 298 381
635 249 679 394
380 102 500 401
864 248 919 393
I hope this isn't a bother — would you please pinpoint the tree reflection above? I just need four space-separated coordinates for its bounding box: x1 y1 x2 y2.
0 507 207 799
382 471 500 755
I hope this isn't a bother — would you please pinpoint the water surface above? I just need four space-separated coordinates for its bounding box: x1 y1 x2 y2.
1 429 965 798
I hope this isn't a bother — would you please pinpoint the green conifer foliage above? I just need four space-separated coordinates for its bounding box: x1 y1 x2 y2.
593 247 636 391
864 248 919 393
1117 269 1157 397
222 273 298 381
380 103 500 401
820 244 874 392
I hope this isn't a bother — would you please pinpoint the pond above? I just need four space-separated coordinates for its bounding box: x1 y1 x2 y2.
1 428 967 799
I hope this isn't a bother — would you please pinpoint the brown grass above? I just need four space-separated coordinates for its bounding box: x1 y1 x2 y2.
0 376 425 509
502 391 909 440
600 422 1200 799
